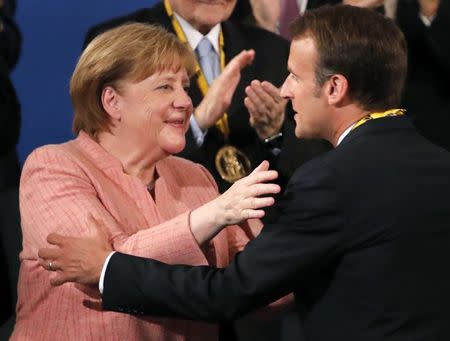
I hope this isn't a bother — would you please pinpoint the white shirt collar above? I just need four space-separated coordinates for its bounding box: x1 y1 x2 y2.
297 0 308 15
174 13 221 54
336 123 355 147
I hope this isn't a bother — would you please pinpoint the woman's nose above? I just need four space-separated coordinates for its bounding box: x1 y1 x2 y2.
174 88 193 111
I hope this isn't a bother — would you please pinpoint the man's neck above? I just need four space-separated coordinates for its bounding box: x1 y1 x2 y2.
329 105 369 147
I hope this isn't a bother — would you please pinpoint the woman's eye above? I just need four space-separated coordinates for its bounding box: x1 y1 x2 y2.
157 84 172 90
183 86 190 92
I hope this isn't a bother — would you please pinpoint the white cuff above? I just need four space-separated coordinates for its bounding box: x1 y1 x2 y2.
190 114 208 146
99 251 116 294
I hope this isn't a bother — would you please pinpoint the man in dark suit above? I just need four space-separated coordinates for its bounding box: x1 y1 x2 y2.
396 0 450 151
84 0 330 193
40 5 450 340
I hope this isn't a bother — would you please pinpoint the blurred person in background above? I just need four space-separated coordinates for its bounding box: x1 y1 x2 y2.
232 0 383 39
396 0 450 151
0 0 22 338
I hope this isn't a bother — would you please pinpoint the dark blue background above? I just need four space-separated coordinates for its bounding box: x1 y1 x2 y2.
12 0 158 163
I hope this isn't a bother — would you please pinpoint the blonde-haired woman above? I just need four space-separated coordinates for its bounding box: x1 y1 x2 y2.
11 23 280 340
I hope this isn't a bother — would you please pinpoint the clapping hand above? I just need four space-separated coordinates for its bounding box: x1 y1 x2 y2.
194 49 255 130
245 80 287 140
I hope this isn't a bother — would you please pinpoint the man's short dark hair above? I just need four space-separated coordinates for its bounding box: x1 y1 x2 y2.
291 5 407 111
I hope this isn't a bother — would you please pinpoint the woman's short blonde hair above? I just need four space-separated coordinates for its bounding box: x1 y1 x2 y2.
71 23 196 137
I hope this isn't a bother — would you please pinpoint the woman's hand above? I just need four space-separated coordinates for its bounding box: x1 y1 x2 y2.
190 161 280 244
212 160 280 224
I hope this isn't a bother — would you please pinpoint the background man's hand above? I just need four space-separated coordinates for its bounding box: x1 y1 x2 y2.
245 80 286 140
194 49 255 130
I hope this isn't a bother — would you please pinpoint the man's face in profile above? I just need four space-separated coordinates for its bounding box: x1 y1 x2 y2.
281 37 330 140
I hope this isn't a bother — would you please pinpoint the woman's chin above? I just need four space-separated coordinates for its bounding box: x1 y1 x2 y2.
162 140 185 155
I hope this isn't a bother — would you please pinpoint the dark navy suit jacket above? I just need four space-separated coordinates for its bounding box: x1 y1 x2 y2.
103 116 450 340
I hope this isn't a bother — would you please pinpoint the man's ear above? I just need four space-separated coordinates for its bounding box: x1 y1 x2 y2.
325 74 349 106
101 86 122 121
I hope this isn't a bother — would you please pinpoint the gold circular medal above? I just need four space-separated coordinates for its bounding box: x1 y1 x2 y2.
215 145 252 183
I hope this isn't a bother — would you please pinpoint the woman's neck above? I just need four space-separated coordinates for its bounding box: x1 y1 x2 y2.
97 131 164 186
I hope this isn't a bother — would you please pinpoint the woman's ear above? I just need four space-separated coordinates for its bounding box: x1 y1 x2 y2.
101 86 121 122
325 74 349 106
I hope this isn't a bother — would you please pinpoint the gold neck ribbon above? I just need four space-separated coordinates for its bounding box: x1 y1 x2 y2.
352 108 405 131
164 0 230 137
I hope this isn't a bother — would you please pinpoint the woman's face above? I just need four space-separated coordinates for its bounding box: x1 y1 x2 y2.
115 68 193 158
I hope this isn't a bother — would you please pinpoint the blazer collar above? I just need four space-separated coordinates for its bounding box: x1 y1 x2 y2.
75 131 177 182
75 131 124 172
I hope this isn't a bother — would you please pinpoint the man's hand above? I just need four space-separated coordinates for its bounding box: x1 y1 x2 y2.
418 0 440 18
245 80 287 140
38 215 113 287
194 49 255 130
343 0 384 8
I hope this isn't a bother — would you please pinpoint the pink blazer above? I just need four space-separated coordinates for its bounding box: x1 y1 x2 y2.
11 131 263 340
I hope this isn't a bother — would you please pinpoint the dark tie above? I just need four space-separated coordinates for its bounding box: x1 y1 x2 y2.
279 0 300 40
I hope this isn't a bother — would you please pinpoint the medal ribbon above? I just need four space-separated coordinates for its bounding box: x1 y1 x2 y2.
164 0 230 137
352 108 405 130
